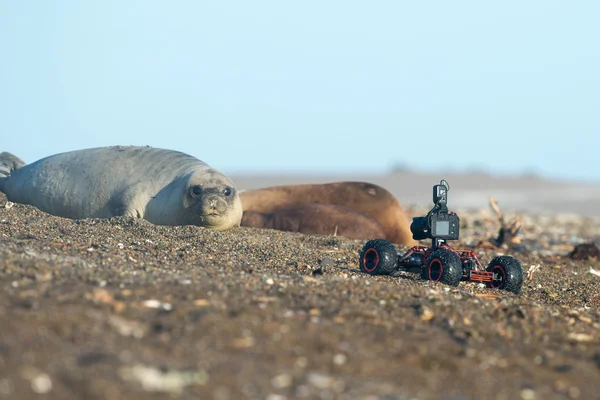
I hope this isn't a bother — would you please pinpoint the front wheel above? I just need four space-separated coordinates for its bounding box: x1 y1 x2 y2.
421 248 463 286
359 239 398 275
486 256 523 294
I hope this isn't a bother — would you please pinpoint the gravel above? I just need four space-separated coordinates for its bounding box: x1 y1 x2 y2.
2 193 600 400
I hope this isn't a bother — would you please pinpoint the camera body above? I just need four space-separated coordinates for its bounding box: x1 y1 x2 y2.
410 180 460 242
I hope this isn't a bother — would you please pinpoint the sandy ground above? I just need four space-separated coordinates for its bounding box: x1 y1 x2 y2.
2 176 600 400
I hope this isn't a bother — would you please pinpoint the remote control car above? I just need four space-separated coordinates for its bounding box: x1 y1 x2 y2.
359 180 523 294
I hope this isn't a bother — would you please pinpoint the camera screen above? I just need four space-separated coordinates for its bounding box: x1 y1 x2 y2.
434 220 450 236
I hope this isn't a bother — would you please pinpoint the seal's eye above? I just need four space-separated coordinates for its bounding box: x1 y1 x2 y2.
222 187 232 197
190 185 203 197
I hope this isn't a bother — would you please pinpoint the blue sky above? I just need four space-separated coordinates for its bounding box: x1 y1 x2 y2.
1 1 598 181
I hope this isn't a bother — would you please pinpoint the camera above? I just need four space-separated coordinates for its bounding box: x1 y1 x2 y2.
410 180 460 241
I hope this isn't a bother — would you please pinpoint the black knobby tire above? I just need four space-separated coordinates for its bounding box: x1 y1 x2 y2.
486 256 523 294
421 248 463 286
359 239 398 276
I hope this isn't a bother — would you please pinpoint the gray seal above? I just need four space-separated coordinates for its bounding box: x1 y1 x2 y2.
0 146 243 230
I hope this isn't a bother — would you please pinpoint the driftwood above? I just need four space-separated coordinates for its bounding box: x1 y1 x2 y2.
569 242 600 260
489 195 522 248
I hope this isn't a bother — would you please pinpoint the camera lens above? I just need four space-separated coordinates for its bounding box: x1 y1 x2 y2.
410 216 431 240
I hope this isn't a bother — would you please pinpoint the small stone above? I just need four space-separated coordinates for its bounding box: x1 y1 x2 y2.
231 337 255 349
142 300 172 311
333 354 346 365
266 395 287 400
194 299 210 307
118 364 208 393
567 332 593 342
295 385 310 397
271 373 292 389
0 378 12 396
568 386 581 399
31 374 52 394
108 315 147 338
420 307 434 321
295 357 308 368
307 372 334 389
319 257 335 267
520 388 536 400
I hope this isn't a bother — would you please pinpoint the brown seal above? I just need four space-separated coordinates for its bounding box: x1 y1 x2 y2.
241 204 386 241
240 181 416 246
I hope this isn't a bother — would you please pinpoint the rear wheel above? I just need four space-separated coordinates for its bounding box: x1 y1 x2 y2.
359 239 398 275
421 248 463 286
486 256 523 294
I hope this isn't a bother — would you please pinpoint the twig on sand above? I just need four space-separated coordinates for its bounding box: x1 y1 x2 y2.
474 293 500 298
527 264 541 281
489 195 522 248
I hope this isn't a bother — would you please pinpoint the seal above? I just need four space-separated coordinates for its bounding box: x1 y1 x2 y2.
241 204 386 241
240 182 416 245
0 152 25 179
0 146 243 230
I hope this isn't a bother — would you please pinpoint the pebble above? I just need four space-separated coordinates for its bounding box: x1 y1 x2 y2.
333 354 346 365
295 357 308 369
30 374 52 394
142 299 173 311
568 386 581 399
118 364 208 393
307 372 335 389
271 373 292 389
266 395 287 400
520 388 536 400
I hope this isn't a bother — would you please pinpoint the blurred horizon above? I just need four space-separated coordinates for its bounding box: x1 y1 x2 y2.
1 1 599 183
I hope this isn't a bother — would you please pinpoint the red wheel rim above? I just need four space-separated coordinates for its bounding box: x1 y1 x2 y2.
428 259 443 282
490 265 506 288
362 248 379 273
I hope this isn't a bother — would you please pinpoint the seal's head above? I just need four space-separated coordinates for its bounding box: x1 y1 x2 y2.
184 169 243 230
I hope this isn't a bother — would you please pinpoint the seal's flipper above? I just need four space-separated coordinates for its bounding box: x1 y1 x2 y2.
111 204 143 219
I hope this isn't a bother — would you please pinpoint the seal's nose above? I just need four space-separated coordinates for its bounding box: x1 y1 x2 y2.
202 195 228 215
